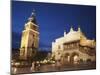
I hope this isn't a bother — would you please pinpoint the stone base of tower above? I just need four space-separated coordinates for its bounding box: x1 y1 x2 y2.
19 48 27 60
19 47 37 61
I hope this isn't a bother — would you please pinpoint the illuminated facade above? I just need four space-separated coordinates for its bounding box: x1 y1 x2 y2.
20 12 39 60
52 27 96 64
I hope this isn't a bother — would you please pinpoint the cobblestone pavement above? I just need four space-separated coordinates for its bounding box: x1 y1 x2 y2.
11 63 96 74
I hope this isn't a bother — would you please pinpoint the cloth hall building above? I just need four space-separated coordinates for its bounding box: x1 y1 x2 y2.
52 27 96 64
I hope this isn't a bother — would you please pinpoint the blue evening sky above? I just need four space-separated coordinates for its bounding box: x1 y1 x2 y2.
12 1 96 51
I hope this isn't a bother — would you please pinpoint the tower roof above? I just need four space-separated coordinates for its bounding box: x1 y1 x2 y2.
28 10 37 25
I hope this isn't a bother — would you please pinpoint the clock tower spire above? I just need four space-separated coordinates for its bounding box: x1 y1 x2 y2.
20 10 39 60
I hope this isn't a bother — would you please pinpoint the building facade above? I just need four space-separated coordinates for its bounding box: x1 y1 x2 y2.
52 27 96 64
20 12 39 60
